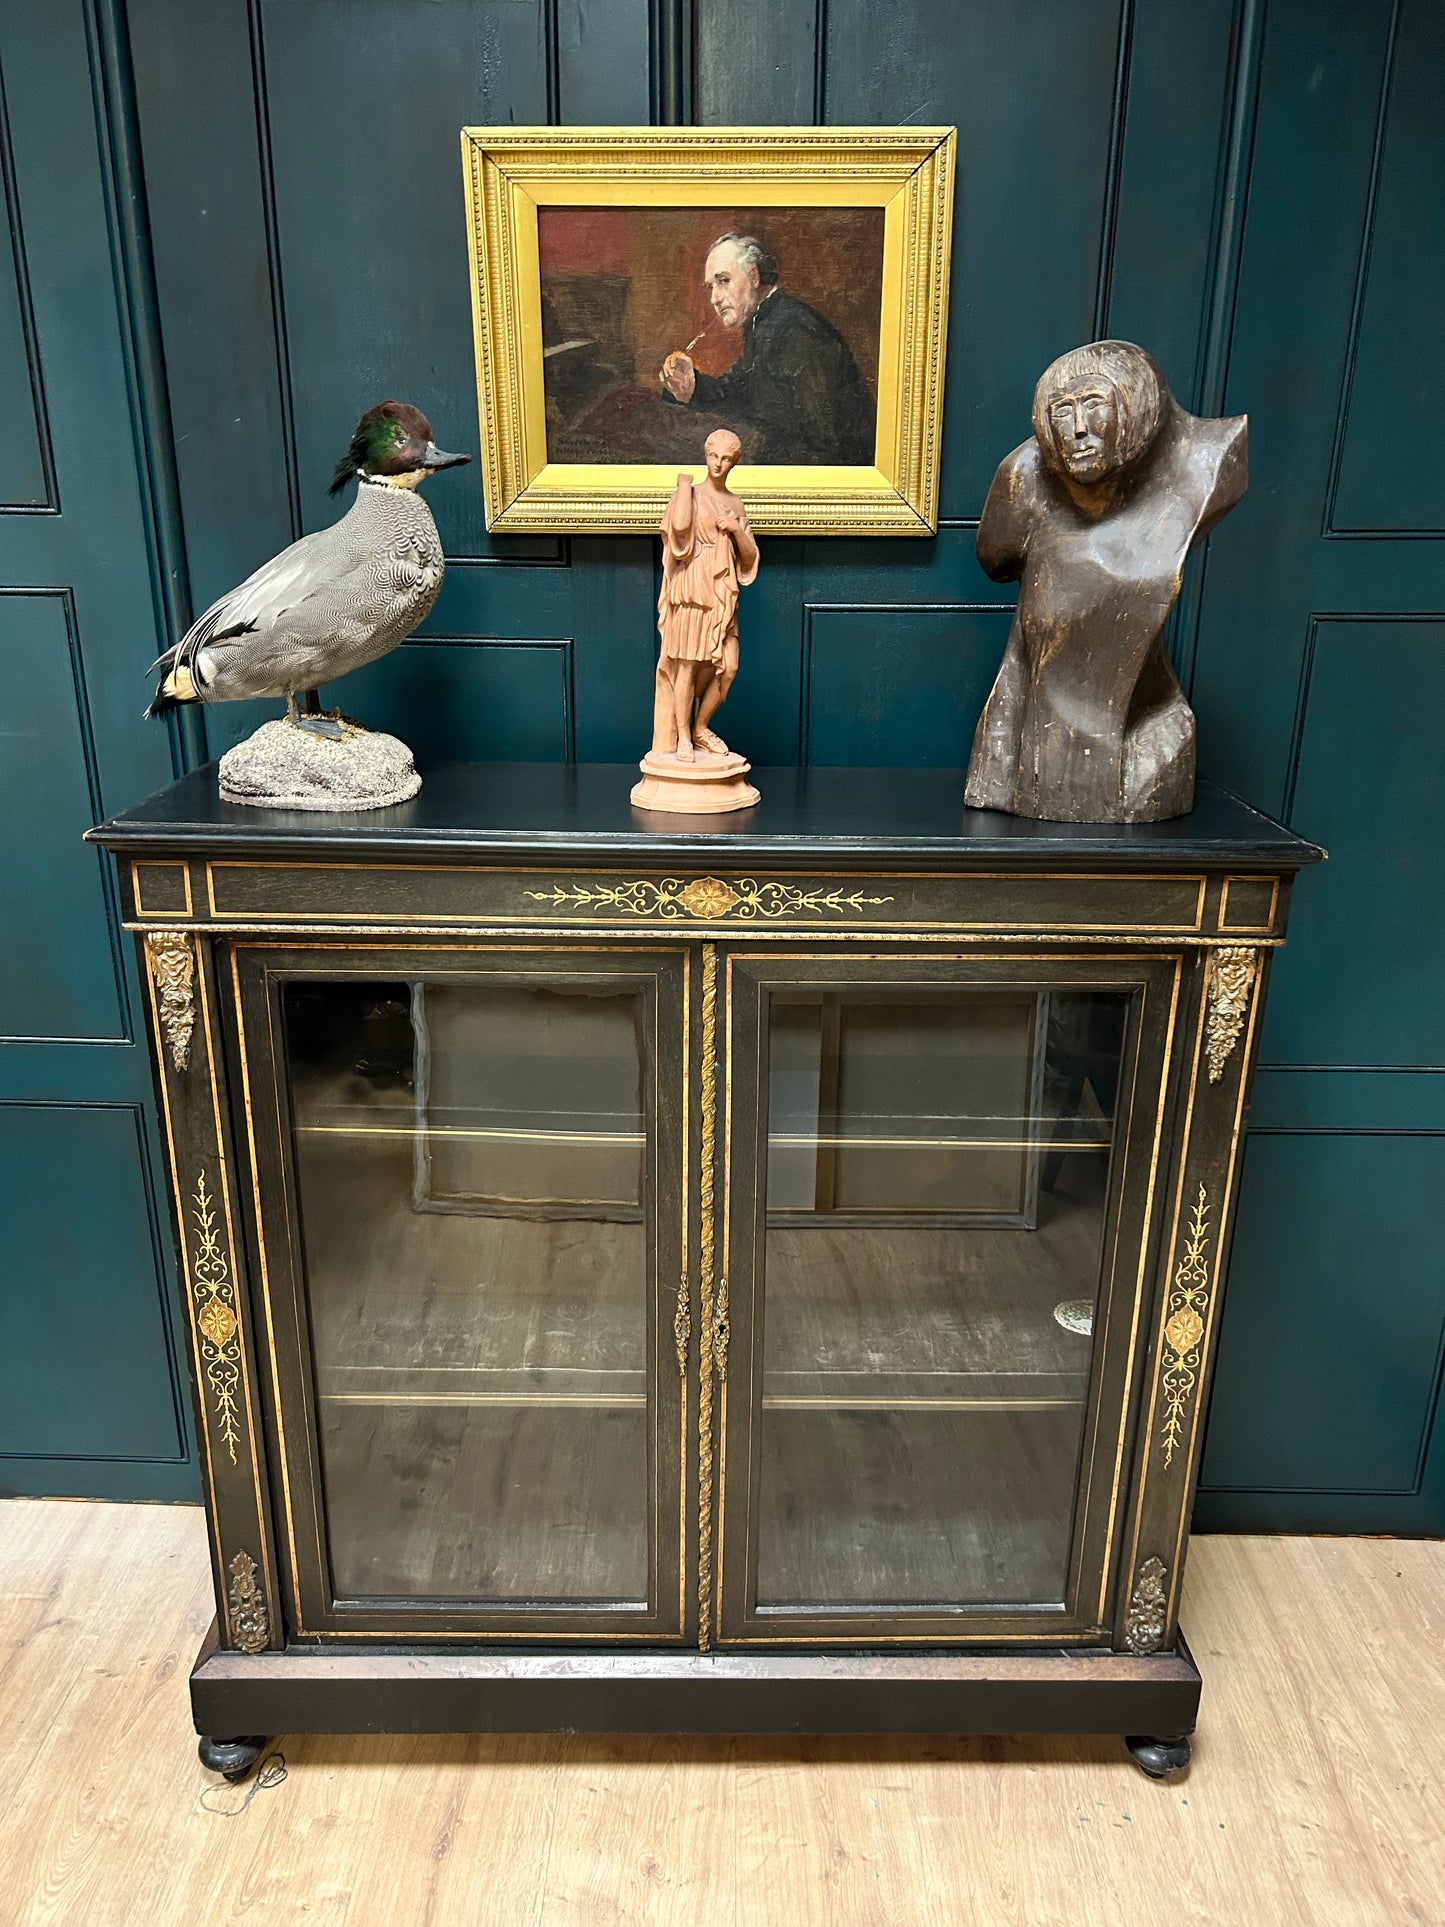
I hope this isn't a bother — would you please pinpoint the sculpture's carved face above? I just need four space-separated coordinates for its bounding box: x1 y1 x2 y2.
1047 383 1120 484
704 242 763 329
705 431 742 481
1033 342 1167 492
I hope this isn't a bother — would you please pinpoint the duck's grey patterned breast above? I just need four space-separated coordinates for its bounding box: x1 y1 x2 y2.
336 490 445 647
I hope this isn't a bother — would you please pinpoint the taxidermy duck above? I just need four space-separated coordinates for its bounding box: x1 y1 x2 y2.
145 401 470 738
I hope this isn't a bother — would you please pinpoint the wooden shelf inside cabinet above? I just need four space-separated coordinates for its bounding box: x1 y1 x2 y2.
89 760 1322 1756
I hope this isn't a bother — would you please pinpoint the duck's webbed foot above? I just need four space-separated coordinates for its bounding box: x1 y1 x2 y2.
285 691 350 741
297 713 349 740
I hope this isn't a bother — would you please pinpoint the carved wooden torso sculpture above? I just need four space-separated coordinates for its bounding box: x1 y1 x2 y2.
964 341 1247 825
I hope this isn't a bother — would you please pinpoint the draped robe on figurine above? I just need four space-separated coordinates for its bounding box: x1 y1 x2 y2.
657 482 759 664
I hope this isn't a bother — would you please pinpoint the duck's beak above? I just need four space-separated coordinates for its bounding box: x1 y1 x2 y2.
422 441 471 471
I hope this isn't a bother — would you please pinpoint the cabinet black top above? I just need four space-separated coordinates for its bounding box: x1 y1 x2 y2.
88 762 1323 872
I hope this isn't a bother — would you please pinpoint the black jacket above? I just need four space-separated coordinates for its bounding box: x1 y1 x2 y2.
680 290 874 465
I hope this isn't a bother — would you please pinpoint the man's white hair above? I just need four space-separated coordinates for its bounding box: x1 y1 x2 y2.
708 232 780 288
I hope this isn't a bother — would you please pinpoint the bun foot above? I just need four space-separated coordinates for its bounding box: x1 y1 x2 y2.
199 1734 268 1782
1125 1732 1192 1779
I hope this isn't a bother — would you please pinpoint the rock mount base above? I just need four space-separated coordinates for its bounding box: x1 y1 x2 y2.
217 718 421 811
631 748 760 815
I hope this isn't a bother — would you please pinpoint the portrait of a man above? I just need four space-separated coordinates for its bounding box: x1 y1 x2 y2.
538 206 883 468
658 233 875 464
465 125 956 533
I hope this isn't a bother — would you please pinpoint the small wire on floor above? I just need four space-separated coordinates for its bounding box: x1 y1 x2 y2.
199 1749 287 1816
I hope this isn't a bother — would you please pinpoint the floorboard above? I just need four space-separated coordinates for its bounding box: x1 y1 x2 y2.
0 1502 1440 1926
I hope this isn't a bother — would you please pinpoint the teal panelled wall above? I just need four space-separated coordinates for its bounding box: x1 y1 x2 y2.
1 0 1440 1529
1190 0 1445 1532
0 0 196 1500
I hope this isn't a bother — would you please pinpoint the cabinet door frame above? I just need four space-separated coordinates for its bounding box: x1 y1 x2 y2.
711 945 1186 1648
226 938 691 1643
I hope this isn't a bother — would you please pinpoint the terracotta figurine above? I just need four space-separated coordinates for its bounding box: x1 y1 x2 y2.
964 340 1247 824
632 429 761 814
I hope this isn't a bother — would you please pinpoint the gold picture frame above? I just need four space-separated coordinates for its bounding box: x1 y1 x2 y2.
461 125 956 537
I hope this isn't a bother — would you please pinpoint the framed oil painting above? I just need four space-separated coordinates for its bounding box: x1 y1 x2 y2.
461 127 956 536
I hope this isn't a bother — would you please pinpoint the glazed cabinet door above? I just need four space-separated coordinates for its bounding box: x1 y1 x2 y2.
713 949 1184 1647
228 942 689 1642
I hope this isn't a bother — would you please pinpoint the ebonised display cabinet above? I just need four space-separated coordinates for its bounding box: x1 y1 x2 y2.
90 763 1322 1781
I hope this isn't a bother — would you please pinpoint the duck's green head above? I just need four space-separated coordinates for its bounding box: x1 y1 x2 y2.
329 401 471 495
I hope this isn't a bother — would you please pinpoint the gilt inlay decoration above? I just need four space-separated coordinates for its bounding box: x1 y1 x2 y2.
191 1170 242 1464
145 931 195 1072
524 876 894 920
1160 1184 1212 1467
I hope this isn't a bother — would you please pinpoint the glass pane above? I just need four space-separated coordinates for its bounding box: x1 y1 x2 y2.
281 977 649 1605
756 988 1128 1611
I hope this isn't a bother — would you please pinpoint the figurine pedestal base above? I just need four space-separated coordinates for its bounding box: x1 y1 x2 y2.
631 749 760 815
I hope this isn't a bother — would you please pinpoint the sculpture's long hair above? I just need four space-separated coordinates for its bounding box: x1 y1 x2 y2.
1032 340 1168 476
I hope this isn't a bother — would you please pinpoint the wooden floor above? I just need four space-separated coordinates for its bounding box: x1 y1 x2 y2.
1 1502 1441 1926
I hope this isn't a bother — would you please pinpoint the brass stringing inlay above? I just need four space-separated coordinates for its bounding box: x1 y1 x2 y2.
227 1549 269 1653
1205 945 1258 1083
1160 1184 1211 1467
191 1170 242 1464
524 876 894 920
697 944 719 1649
145 931 195 1072
1124 1556 1168 1654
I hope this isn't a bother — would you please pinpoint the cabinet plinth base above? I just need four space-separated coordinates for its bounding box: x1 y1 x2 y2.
191 1623 1201 1740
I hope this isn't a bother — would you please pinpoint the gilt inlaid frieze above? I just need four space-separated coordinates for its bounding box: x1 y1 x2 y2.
523 875 894 920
